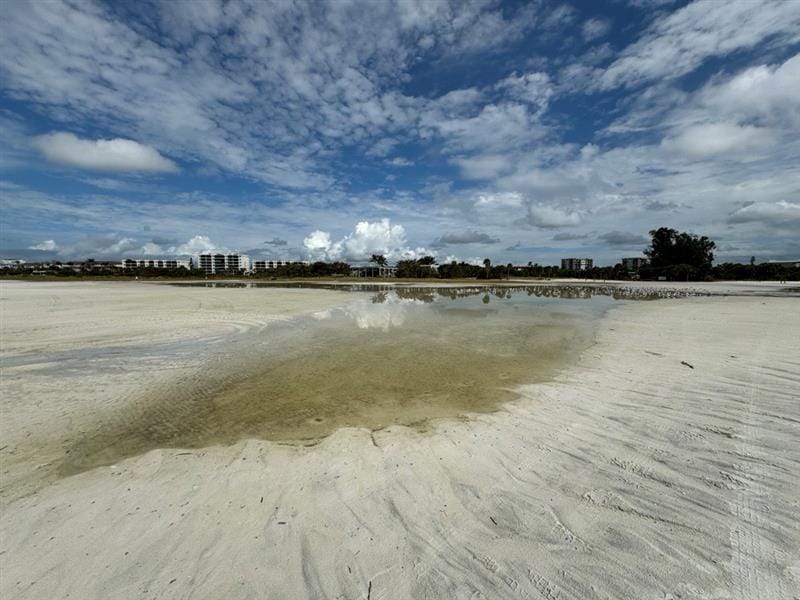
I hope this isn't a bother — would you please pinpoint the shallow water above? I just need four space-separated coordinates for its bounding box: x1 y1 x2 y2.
60 287 617 474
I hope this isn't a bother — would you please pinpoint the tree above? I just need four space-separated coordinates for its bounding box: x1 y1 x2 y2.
395 256 437 278
370 254 387 267
643 227 716 280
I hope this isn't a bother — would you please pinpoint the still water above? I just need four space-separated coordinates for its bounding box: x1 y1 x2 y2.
61 286 620 474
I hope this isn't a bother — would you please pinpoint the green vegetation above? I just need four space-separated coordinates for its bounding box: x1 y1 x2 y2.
395 255 437 278
640 227 716 281
2 228 798 281
370 254 387 267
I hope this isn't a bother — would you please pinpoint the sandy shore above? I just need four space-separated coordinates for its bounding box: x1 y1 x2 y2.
1 281 798 599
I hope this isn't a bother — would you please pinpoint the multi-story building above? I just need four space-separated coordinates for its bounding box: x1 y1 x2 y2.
351 265 397 277
252 259 309 272
197 253 250 275
561 258 593 271
122 258 191 270
621 257 649 271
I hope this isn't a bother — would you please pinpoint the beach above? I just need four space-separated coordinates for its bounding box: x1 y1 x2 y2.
1 281 798 599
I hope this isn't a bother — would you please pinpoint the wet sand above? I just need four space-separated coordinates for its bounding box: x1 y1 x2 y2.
1 281 798 599
3 282 606 483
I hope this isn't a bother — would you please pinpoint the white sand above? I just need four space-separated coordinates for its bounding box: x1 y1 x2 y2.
1 281 798 599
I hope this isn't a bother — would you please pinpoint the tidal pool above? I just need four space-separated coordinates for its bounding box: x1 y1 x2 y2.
61 286 619 474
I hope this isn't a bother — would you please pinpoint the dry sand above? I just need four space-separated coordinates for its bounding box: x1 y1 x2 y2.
1 281 798 599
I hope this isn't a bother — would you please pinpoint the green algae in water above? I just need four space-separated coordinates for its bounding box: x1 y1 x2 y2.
60 288 614 475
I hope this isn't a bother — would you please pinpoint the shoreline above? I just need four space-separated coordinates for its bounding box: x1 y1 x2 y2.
2 275 798 295
1 283 798 598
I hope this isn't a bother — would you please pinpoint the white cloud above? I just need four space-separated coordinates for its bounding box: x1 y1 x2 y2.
453 155 511 180
28 239 58 251
173 235 218 255
344 293 423 331
58 234 140 258
422 100 547 154
661 123 774 158
32 132 179 173
474 192 524 209
47 233 223 259
496 72 553 113
599 0 800 90
303 230 335 259
694 53 800 127
582 18 612 42
526 205 582 228
1 2 799 265
580 143 599 159
0 1 546 188
443 255 485 266
728 201 800 225
303 219 432 262
139 235 222 255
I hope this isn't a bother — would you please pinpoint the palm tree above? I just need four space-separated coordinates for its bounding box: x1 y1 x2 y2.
370 254 387 267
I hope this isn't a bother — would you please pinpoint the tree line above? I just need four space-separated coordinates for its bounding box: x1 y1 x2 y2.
3 228 797 281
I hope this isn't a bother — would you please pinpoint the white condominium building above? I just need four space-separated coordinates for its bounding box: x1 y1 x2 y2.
122 258 191 270
197 253 251 274
252 259 309 272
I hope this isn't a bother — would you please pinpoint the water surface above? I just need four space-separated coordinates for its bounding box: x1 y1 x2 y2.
61 286 617 474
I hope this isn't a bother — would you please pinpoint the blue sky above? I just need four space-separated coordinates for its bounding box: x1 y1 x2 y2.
1 0 799 265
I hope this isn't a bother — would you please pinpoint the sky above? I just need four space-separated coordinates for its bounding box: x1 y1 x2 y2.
1 0 799 266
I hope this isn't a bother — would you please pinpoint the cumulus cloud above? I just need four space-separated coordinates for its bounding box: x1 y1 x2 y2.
138 235 222 256
32 132 179 173
598 231 649 247
303 219 432 262
343 293 423 331
50 234 222 259
303 230 334 258
58 234 140 258
171 235 218 255
28 239 58 251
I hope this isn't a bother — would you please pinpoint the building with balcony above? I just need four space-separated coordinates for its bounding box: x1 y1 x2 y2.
197 253 250 275
350 265 397 277
622 257 649 271
561 258 593 271
122 258 191 270
252 259 309 272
